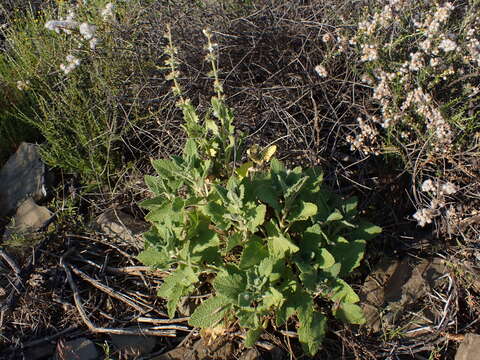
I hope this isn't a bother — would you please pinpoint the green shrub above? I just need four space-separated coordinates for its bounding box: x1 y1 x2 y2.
324 0 480 227
0 0 164 181
138 26 381 356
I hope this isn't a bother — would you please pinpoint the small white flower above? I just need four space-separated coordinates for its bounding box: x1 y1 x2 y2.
314 65 328 78
89 37 99 50
101 3 115 21
438 39 457 52
66 54 81 66
16 80 30 91
413 208 435 227
421 179 436 193
79 22 96 40
441 182 458 195
322 33 333 43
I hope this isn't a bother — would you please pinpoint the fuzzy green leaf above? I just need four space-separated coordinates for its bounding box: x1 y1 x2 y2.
286 201 317 223
267 235 299 258
297 310 327 356
326 210 343 222
157 267 198 318
189 296 231 328
317 248 336 269
214 269 247 302
244 328 263 348
349 220 382 241
137 246 165 268
330 279 360 304
328 238 366 275
239 238 268 269
245 204 266 233
334 303 366 325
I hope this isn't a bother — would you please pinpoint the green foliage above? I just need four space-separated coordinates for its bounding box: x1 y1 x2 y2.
0 1 164 181
138 30 381 356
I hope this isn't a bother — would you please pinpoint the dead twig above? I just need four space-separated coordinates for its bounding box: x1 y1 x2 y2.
68 264 151 314
60 251 176 338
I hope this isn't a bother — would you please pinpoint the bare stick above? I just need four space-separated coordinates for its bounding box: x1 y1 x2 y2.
137 316 190 325
68 264 150 313
60 259 176 338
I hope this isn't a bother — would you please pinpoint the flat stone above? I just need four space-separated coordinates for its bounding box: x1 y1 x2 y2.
110 333 157 356
0 143 46 217
360 257 448 333
55 338 99 360
2 198 52 242
96 209 149 250
455 333 480 360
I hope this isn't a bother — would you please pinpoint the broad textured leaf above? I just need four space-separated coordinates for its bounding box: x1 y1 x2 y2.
334 303 366 325
236 161 254 178
189 215 221 264
276 288 310 326
137 246 167 268
262 287 284 310
214 269 247 301
157 267 197 318
239 238 268 269
267 235 299 258
226 232 243 253
284 176 308 209
349 220 382 241
255 184 280 212
144 175 163 196
330 279 360 304
204 201 230 230
297 310 327 356
245 204 266 233
189 296 231 328
326 210 343 222
140 196 168 210
301 224 327 252
340 196 358 219
286 201 317 223
328 238 366 275
270 158 285 174
244 328 263 347
317 248 336 269
237 308 260 328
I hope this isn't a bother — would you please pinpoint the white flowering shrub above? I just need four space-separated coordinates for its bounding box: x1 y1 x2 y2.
325 0 479 229
0 0 167 180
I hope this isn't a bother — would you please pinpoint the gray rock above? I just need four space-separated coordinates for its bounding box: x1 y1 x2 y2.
2 198 52 242
96 209 149 250
55 338 99 360
0 142 46 217
110 333 157 356
455 333 480 360
360 257 448 333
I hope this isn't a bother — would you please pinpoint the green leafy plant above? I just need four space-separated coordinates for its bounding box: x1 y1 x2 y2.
138 26 381 356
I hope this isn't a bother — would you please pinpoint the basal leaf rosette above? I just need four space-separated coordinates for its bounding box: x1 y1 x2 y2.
138 146 381 356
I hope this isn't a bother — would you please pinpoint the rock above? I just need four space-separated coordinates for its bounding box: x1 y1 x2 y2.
360 256 448 333
110 333 157 356
2 198 52 243
96 209 149 250
239 348 261 360
0 143 46 217
152 338 235 360
455 333 480 360
55 338 99 360
24 343 55 360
